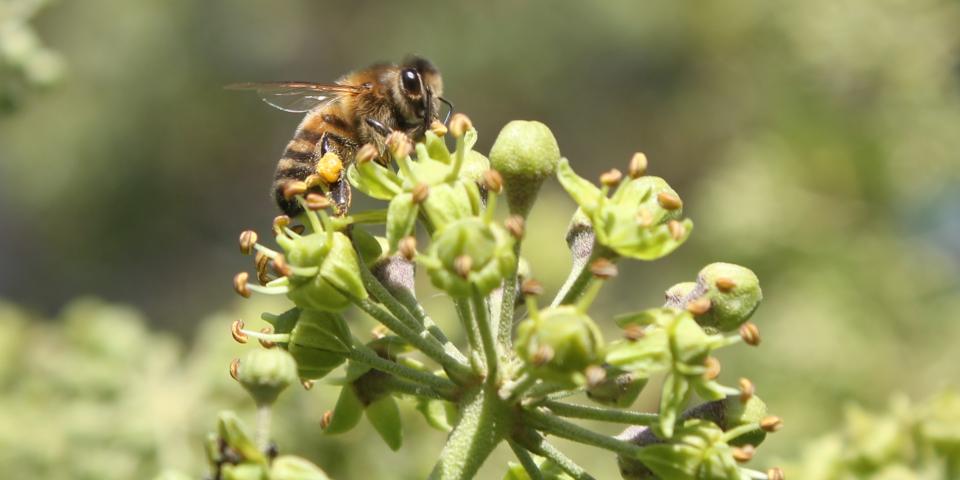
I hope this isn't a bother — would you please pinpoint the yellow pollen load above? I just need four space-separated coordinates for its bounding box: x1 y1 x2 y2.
316 152 343 183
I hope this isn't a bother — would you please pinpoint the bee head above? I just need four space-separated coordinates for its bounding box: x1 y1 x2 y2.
395 56 444 133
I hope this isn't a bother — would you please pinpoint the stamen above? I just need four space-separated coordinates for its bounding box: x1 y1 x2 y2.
399 236 417 260
356 144 378 164
283 181 308 200
305 193 331 211
449 113 473 138
739 322 761 346
628 152 648 178
411 183 430 204
532 345 554 366
504 215 525 240
231 319 249 343
703 356 721 380
229 358 240 381
599 169 623 188
454 255 473 279
760 416 783 433
732 445 755 463
272 254 293 277
585 365 606 388
685 297 712 315
715 276 737 292
233 272 251 298
739 377 755 403
246 284 290 295
239 230 258 255
667 220 686 240
430 120 447 136
657 192 683 211
624 324 645 341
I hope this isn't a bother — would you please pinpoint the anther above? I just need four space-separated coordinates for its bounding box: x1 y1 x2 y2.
589 258 618 279
282 181 308 200
320 410 333 430
255 252 272 285
482 170 504 193
667 220 686 240
731 445 755 463
272 254 293 277
356 143 379 164
532 345 554 366
305 193 331 211
302 379 315 390
273 215 291 231
740 322 761 346
703 356 721 380
454 255 473 278
585 365 607 388
304 174 323 189
258 326 276 348
521 279 544 297
657 192 683 211
600 168 623 188
231 319 248 343
229 358 240 381
449 113 473 138
504 215 525 240
386 131 413 158
739 377 755 403
760 416 783 433
398 236 417 260
430 120 448 137
239 230 258 255
636 209 654 227
412 183 430 204
715 277 737 292
686 297 712 315
624 324 645 341
233 272 251 298
767 467 785 480
628 152 648 178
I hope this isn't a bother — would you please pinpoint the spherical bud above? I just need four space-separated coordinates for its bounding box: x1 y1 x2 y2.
656 191 683 211
233 272 251 298
386 131 413 158
356 143 379 164
589 258 618 279
516 305 604 386
422 218 516 297
628 152 648 178
739 322 761 346
600 168 623 188
237 348 299 406
760 416 783 433
411 183 430 204
282 181 308 200
693 263 763 332
305 193 331 211
489 120 561 218
504 215 525 240
239 230 258 255
448 113 473 138
482 169 504 194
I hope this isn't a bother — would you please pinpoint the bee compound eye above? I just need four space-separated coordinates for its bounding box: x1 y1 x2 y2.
401 69 421 94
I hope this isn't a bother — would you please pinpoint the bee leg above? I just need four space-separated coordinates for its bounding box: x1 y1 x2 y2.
320 132 356 215
364 117 391 136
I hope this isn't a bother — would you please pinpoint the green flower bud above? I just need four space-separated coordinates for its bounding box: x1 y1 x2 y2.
585 367 649 408
631 420 742 480
557 159 693 260
284 231 367 311
460 150 492 185
516 305 604 385
420 181 482 229
347 156 402 200
218 411 266 464
221 464 267 480
420 217 516 297
366 395 403 451
287 310 351 380
665 263 763 332
237 348 299 406
269 455 332 480
489 120 561 218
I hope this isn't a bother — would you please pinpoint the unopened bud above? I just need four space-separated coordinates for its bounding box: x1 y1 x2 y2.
686 297 712 315
739 378 755 403
233 272 251 298
454 255 473 278
624 324 645 341
703 356 721 380
589 258 618 279
521 279 544 296
767 467 785 480
504 215 525 240
760 416 783 433
430 120 448 137
229 358 240 381
259 327 276 349
483 169 504 193
715 277 737 292
449 113 473 138
411 183 430 204
667 219 686 240
732 445 755 463
657 192 683 210
386 131 413 158
239 230 258 255
398 236 417 260
600 168 623 187
283 181 308 200
740 322 761 346
231 319 248 343
628 152 648 178
356 143 379 164
305 193 331 210
532 345 554 366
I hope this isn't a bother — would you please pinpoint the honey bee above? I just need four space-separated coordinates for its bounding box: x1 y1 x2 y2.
228 56 451 216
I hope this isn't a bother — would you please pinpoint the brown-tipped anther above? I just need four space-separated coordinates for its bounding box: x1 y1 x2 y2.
667 219 685 240
356 143 379 164
386 131 413 158
585 365 607 388
449 113 473 138
320 410 333 430
686 297 712 315
504 215 525 240
624 324 646 341
739 377 755 403
282 181 308 200
483 169 504 193
532 345 554 366
231 319 248 343
316 152 343 183
600 168 623 188
302 379 315 390
255 252 271 285
411 183 430 204
454 255 473 278
636 209 654 227
715 277 737 292
272 254 293 277
398 236 417 260
589 258 618 279
430 120 448 137
233 272 251 298
657 192 683 211
304 174 323 189
229 358 240 381
732 445 755 463
305 193 331 211
521 279 544 297
740 322 761 346
628 152 648 178
761 416 783 433
703 356 721 380
767 467 785 480
258 327 276 349
239 230 258 255
273 215 291 231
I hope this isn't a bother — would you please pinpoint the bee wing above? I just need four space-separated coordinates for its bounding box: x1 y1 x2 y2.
225 82 366 113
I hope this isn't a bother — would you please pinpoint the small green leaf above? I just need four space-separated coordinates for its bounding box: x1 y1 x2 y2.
386 193 419 252
324 386 364 435
217 411 266 464
366 395 403 451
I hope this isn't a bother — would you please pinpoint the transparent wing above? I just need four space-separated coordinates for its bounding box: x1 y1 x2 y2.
225 82 365 113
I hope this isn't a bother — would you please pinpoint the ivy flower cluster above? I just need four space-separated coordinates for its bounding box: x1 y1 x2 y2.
211 115 784 480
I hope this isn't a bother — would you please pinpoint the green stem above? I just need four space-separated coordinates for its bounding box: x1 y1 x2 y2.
516 431 594 480
496 242 522 351
428 387 511 480
392 287 468 364
501 372 538 402
473 289 499 383
348 209 388 224
346 343 457 398
523 408 642 458
381 376 449 400
255 404 272 453
507 440 544 480
551 253 594 307
455 298 482 363
539 400 658 425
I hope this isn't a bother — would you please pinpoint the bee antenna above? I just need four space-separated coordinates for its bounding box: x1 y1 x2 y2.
438 97 454 125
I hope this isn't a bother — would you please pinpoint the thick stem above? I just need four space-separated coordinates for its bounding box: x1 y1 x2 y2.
551 252 594 307
255 405 272 453
523 408 642 458
516 431 594 480
428 386 511 480
507 440 544 480
496 242 522 351
539 400 658 425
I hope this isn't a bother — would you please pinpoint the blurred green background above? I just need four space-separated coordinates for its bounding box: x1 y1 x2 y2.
2 0 959 478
